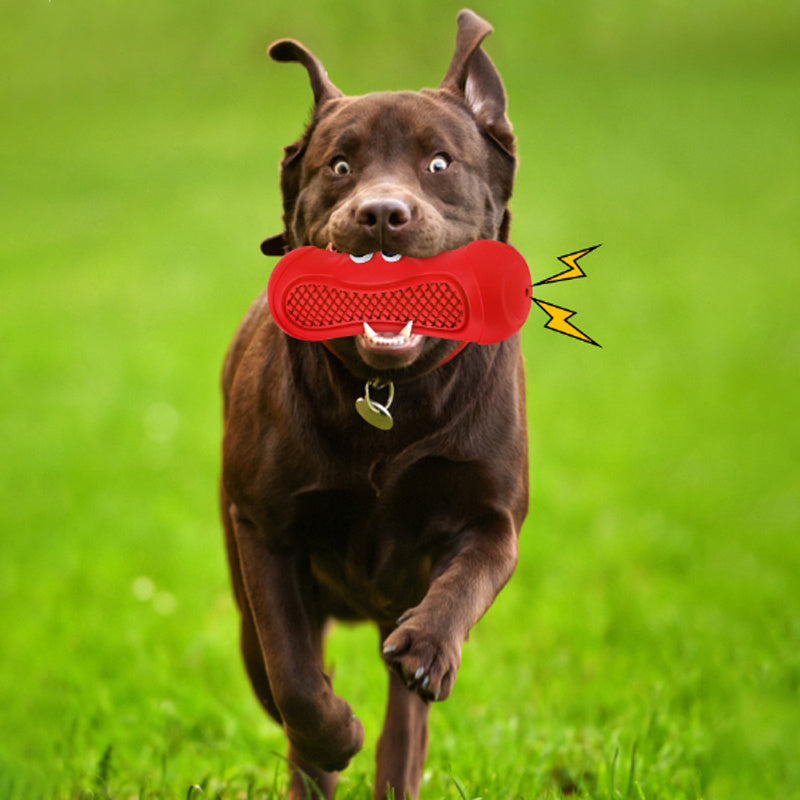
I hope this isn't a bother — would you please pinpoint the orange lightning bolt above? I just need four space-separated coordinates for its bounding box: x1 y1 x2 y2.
534 244 601 285
531 299 599 346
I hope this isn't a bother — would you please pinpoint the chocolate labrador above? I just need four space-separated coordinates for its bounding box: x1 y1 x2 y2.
220 10 528 799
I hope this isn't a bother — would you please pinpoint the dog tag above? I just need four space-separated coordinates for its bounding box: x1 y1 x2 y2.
355 380 394 431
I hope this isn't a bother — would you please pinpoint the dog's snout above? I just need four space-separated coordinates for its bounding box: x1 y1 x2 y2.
355 197 412 235
331 190 428 255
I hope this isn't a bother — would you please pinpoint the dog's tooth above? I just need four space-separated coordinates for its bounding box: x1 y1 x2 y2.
400 320 414 340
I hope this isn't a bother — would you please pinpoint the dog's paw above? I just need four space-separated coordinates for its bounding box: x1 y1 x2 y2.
381 611 462 702
284 694 364 773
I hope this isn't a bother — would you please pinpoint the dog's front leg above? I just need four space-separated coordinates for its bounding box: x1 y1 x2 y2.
231 507 365 784
375 637 430 800
381 509 519 704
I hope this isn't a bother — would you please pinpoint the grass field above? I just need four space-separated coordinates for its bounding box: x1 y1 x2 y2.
2 1 799 798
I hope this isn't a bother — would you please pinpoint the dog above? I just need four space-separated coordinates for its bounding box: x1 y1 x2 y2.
220 10 528 799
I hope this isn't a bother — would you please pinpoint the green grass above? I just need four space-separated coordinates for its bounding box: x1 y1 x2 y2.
2 1 799 798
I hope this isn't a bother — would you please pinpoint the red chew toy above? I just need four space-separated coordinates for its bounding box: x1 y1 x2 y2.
267 240 532 344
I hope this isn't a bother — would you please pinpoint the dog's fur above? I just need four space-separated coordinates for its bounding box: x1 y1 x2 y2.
220 11 528 799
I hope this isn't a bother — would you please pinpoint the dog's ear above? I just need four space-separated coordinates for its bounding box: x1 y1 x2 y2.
440 10 514 154
268 39 343 108
260 232 288 256
264 41 343 253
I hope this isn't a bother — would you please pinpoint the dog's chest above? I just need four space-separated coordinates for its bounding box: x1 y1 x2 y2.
290 485 432 622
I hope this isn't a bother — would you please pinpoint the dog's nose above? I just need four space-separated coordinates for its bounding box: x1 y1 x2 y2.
355 197 412 236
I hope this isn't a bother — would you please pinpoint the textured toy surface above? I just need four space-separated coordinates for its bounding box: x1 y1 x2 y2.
267 240 532 344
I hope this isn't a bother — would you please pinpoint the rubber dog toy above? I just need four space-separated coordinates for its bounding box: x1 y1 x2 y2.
266 240 532 344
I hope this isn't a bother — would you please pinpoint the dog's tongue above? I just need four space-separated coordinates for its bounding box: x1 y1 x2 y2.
265 240 532 345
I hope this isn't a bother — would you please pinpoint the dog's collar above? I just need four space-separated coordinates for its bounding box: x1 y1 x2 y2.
321 339 469 431
321 339 468 379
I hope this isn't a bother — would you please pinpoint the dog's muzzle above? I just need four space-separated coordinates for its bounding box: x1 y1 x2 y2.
267 240 532 344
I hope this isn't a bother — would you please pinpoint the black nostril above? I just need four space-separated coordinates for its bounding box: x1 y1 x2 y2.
387 208 409 229
359 210 378 228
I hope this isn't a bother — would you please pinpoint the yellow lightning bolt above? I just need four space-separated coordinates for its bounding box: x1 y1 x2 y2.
532 298 600 346
534 244 601 285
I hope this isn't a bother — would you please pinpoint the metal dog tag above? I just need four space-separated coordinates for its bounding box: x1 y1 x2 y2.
355 380 395 431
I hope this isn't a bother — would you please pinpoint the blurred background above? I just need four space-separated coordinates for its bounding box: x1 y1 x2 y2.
2 1 798 797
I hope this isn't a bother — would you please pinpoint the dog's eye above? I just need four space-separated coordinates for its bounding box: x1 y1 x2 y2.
331 158 351 176
427 154 450 173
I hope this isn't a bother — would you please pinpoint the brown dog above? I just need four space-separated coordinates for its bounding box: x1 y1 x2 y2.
220 10 528 800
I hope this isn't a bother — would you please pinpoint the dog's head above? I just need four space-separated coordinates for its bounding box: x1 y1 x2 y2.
263 10 516 380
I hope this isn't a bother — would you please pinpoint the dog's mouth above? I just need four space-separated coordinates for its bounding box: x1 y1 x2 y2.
360 319 423 351
355 318 426 370
325 242 429 370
